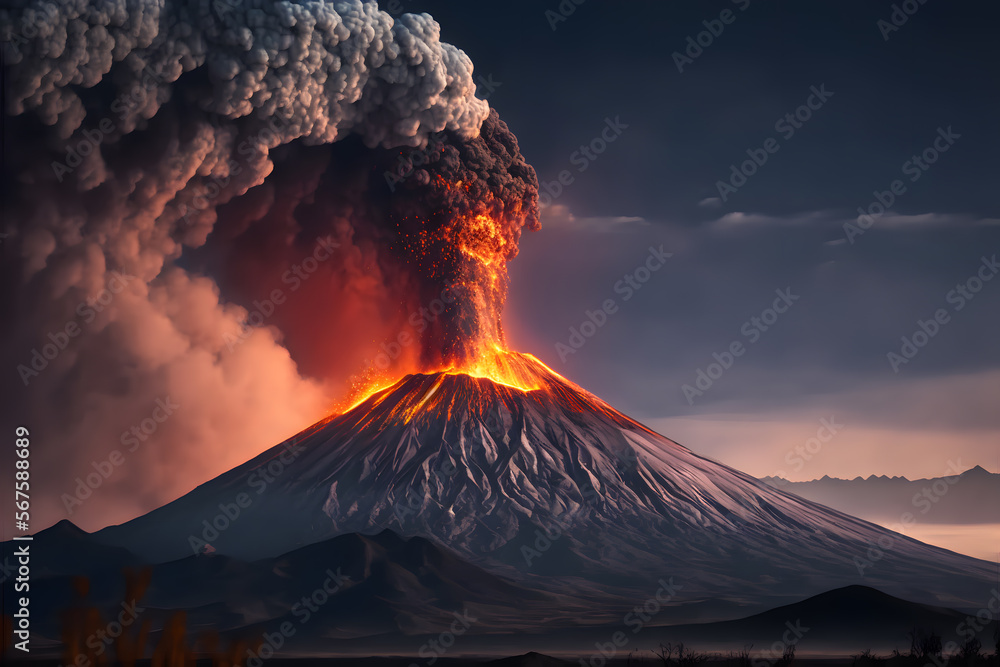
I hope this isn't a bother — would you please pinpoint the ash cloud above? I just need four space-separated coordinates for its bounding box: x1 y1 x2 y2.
0 0 537 531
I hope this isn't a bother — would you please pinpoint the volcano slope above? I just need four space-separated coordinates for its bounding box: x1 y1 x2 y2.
91 352 994 619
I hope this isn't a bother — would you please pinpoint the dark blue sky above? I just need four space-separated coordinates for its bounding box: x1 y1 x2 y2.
407 0 1000 477
409 0 998 220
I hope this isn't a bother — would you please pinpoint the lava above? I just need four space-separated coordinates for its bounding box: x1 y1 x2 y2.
332 349 657 440
343 350 560 427
336 347 553 415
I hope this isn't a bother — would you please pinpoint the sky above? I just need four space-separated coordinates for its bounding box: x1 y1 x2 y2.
402 0 1000 480
2 0 997 535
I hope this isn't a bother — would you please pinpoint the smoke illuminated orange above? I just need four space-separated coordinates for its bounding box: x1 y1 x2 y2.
335 200 544 413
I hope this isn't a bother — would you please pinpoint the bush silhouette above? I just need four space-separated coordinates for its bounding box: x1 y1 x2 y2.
852 648 885 667
654 642 710 667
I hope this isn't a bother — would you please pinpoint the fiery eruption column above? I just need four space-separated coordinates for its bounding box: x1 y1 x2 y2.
384 110 540 386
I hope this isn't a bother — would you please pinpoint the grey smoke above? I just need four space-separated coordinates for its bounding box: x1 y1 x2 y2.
0 0 493 531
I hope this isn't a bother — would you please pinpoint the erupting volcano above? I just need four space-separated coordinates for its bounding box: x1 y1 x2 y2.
2 0 996 657
48 93 993 632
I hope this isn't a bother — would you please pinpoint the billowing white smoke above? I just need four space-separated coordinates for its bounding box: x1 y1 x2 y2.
0 0 489 531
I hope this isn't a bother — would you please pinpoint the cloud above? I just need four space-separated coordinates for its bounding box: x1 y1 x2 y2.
705 209 1000 233
707 209 833 230
540 204 647 232
873 213 1000 228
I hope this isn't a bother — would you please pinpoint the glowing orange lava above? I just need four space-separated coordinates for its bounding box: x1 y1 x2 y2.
331 347 656 439
335 347 560 415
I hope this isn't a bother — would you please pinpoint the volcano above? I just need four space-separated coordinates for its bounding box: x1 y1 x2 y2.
89 351 993 620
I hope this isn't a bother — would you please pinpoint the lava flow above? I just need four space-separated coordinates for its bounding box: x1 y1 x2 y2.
340 347 550 413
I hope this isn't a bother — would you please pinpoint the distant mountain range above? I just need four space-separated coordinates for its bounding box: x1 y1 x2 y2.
760 465 1000 525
